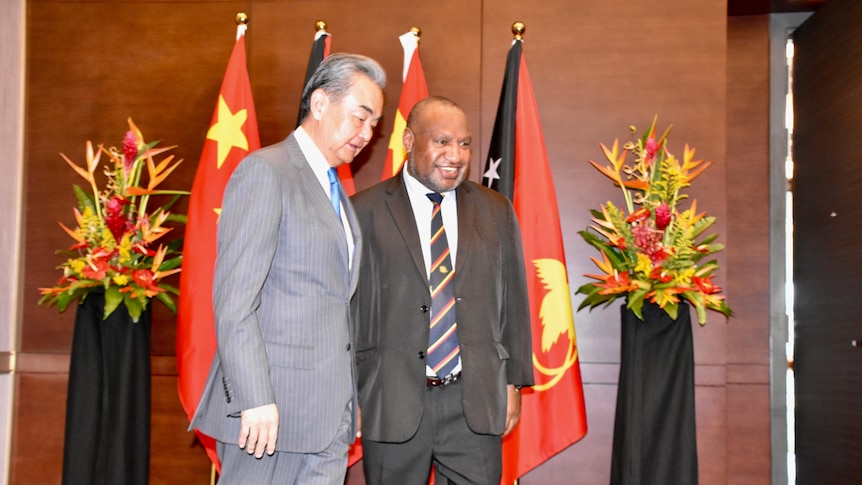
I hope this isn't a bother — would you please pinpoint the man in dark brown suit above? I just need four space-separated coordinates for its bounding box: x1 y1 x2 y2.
351 96 533 484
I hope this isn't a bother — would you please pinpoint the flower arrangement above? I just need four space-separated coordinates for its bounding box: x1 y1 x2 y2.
39 118 188 322
577 117 732 325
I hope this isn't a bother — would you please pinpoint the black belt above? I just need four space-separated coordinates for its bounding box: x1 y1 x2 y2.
426 372 462 387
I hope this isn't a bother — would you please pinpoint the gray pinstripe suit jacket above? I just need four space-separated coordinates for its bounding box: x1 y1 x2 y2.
190 132 361 454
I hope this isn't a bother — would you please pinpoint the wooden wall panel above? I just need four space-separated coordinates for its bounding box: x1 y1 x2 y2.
14 0 776 483
726 15 773 484
10 374 66 484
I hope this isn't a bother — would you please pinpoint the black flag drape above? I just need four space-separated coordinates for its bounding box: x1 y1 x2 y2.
481 40 520 198
296 31 330 127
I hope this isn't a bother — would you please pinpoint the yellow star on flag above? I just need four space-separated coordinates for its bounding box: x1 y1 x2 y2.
207 95 249 169
387 109 408 176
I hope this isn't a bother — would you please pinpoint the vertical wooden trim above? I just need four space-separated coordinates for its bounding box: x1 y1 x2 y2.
0 1 26 483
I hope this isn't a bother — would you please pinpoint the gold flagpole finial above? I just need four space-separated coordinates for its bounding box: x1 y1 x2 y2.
236 12 249 25
315 20 328 32
512 21 525 40
410 26 422 38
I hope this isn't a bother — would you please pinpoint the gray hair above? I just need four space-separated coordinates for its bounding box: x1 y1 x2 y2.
298 53 387 123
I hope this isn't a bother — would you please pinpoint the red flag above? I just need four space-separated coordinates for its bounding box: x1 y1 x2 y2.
380 29 429 180
483 39 588 483
176 25 260 470
296 25 357 195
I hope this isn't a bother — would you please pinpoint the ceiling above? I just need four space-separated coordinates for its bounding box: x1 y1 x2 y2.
728 0 826 16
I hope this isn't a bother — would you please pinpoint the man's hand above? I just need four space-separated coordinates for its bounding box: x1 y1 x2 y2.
239 403 279 458
503 385 522 437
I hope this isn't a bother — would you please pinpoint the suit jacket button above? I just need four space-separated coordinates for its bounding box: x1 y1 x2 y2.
346 343 351 351
418 351 425 359
420 305 429 313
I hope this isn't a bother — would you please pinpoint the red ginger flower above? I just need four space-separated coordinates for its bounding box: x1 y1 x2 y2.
122 130 137 174
644 137 658 165
655 201 671 230
104 195 131 242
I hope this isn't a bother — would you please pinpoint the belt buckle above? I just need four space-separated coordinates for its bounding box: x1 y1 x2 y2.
427 372 461 387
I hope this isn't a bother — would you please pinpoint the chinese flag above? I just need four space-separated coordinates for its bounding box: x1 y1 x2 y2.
296 26 357 195
176 26 260 471
380 29 429 180
482 39 588 483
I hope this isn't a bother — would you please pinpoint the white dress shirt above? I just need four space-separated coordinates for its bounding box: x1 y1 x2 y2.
402 166 462 377
294 126 355 268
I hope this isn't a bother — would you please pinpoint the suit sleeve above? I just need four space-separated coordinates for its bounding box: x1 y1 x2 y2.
212 154 279 415
502 201 535 387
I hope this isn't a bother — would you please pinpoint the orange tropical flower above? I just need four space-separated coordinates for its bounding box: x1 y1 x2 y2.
577 117 732 325
39 119 189 322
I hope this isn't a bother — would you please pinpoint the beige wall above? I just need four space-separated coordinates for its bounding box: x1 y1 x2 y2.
0 1 25 483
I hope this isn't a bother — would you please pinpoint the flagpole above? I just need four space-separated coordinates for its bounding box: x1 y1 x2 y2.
235 11 248 37
207 13 250 485
509 23 524 485
512 20 524 41
514 21 523 484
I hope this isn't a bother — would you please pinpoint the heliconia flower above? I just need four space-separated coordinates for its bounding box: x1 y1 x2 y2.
649 267 674 283
81 258 110 281
626 207 650 223
693 275 721 294
655 201 672 230
132 268 156 288
596 271 639 295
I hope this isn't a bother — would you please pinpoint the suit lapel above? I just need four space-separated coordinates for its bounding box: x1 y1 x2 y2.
454 183 477 279
284 134 352 273
383 176 428 283
342 184 362 294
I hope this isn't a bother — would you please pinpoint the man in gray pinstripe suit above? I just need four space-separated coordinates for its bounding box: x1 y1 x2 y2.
190 53 385 484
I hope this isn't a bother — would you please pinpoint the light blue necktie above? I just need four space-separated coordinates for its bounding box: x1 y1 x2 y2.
327 167 341 218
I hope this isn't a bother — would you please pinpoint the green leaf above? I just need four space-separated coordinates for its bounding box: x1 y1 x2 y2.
578 230 628 269
104 285 123 318
155 292 177 314
123 295 144 322
663 301 679 320
72 184 96 213
166 213 187 225
158 283 179 296
159 255 183 271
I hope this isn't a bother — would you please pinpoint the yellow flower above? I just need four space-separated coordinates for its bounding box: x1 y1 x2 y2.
112 274 130 286
118 233 132 264
68 259 86 275
634 253 652 277
676 267 696 285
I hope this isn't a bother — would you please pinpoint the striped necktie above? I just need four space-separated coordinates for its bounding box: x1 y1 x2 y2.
426 192 460 378
327 167 341 218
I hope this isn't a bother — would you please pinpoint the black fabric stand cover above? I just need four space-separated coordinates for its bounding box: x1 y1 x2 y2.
62 291 151 485
610 301 698 485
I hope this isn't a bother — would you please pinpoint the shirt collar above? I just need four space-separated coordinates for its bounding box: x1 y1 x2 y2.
402 164 456 202
294 126 333 181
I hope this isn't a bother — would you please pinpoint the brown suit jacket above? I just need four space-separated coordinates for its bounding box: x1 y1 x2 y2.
350 174 533 442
